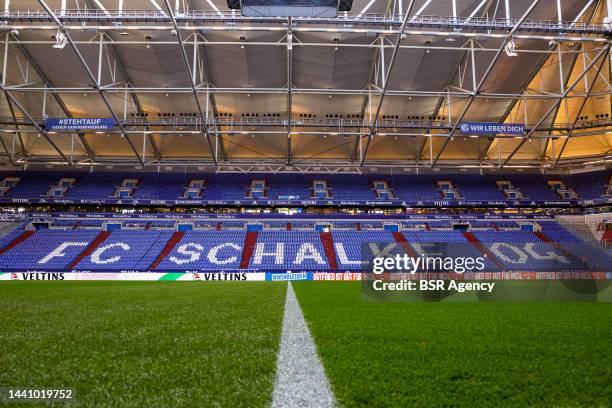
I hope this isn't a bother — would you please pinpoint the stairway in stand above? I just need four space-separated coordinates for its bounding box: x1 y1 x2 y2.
319 232 338 269
0 230 35 256
463 232 506 270
149 231 185 269
240 232 259 269
67 231 112 269
392 231 419 258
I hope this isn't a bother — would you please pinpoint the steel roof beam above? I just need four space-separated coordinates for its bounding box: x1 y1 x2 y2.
542 1 601 159
185 0 227 160
1 127 608 139
2 116 612 134
353 0 396 161
287 19 293 165
477 41 559 163
102 40 161 160
0 85 70 163
5 39 591 56
3 11 611 36
428 0 497 163
9 33 94 159
1 31 67 163
430 0 542 167
1 94 23 164
36 0 145 165
553 47 609 167
5 27 607 44
11 154 608 170
359 0 417 167
2 2 607 168
161 0 217 166
89 27 161 160
12 84 601 99
195 44 227 161
501 43 611 167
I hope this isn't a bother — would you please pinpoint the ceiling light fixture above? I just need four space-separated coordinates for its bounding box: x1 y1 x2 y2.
52 32 67 49
504 39 518 57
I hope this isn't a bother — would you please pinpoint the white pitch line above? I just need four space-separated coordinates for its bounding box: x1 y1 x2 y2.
272 281 336 408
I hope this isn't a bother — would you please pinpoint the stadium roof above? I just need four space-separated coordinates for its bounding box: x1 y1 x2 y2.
0 0 611 172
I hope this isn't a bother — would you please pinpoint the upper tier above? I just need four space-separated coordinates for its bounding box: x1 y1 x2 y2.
0 170 609 207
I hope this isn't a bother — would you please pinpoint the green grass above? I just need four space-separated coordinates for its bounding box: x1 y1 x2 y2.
293 281 612 407
0 281 286 407
3 281 611 407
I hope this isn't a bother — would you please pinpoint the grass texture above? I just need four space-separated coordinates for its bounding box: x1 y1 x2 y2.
0 281 286 407
293 281 612 407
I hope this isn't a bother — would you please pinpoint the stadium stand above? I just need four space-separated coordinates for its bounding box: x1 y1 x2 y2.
132 174 193 200
68 173 124 200
567 171 611 200
154 230 247 271
0 171 608 203
0 213 608 273
0 167 606 274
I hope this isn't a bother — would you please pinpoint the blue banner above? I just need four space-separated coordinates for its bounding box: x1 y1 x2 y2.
28 212 557 220
0 196 589 207
45 118 115 131
460 122 525 135
265 272 312 281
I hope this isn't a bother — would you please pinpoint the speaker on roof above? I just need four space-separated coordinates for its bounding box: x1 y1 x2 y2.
337 0 352 11
227 0 353 17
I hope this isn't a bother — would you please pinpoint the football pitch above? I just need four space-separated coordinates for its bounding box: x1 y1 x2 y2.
1 281 611 407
